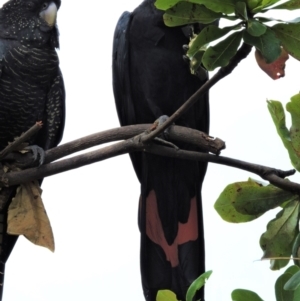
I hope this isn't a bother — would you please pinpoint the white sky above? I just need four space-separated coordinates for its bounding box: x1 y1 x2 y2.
1 1 300 300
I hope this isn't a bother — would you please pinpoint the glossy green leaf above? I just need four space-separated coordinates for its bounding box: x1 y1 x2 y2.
155 0 180 10
284 270 300 290
231 289 264 301
276 274 295 300
214 180 264 223
260 200 299 270
272 0 300 10
243 28 281 63
275 266 300 301
293 287 300 301
247 20 267 36
156 290 179 301
285 265 300 275
233 183 294 215
202 31 243 71
272 23 300 61
186 271 212 301
187 24 241 58
246 0 260 10
187 0 236 14
287 93 300 167
252 0 282 12
163 2 221 27
235 1 248 20
155 0 236 13
268 94 300 172
293 232 300 266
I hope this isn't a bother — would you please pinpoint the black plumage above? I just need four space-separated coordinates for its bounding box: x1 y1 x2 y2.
113 1 209 300
0 0 65 299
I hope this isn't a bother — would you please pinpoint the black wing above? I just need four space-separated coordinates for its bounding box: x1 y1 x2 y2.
112 11 136 127
38 69 66 151
112 11 144 182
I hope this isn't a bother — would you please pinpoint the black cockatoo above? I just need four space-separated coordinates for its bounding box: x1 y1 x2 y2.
112 1 209 300
0 0 65 299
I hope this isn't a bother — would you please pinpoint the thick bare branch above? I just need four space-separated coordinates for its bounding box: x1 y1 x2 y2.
0 125 298 195
3 124 225 166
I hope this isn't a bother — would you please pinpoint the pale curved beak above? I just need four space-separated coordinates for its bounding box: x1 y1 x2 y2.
39 2 58 27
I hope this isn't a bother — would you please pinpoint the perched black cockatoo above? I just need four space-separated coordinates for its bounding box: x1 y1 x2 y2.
0 0 65 299
112 1 209 300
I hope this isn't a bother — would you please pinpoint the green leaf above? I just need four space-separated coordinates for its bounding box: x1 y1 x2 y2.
243 28 281 63
186 271 212 301
187 0 236 14
286 93 300 167
272 0 300 10
268 94 300 172
235 1 248 20
189 51 205 75
275 266 300 301
202 31 243 71
293 287 300 301
163 2 221 27
252 0 282 12
260 200 300 270
272 23 300 61
156 290 179 301
293 232 300 266
233 183 295 215
214 180 264 223
284 270 300 290
187 24 241 57
247 20 267 36
246 0 261 10
267 100 299 171
285 265 300 276
276 274 295 301
231 289 264 301
155 0 180 10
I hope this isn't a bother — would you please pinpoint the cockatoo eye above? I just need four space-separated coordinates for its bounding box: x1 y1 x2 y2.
42 2 49 10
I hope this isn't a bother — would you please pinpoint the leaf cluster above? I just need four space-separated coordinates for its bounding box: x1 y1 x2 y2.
155 0 300 77
214 92 300 299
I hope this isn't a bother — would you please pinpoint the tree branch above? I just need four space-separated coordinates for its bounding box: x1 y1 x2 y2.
0 124 299 195
141 43 253 143
144 144 298 193
0 122 42 160
3 124 225 167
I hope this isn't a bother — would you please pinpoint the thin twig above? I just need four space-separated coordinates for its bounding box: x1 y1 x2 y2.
141 43 253 143
0 122 42 160
145 144 299 193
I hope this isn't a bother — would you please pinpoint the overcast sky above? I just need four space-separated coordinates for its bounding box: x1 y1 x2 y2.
1 0 300 300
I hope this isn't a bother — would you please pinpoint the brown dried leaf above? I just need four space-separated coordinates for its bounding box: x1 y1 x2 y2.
7 181 55 252
255 48 289 80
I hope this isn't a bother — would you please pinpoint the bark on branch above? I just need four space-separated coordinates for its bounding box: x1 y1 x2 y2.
0 123 298 195
141 43 253 143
